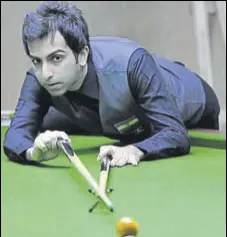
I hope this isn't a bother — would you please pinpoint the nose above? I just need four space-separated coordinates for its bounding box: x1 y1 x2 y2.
42 63 53 80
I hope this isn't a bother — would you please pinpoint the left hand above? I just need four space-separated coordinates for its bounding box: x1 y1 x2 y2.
97 145 144 167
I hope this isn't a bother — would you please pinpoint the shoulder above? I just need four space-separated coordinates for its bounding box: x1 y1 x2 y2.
26 67 36 77
21 67 40 88
128 48 150 66
90 36 142 57
90 36 139 45
90 37 143 71
128 47 157 73
21 68 48 98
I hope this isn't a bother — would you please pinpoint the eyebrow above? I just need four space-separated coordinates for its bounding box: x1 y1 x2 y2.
29 49 66 59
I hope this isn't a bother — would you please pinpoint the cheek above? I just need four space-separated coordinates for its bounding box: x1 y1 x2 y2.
62 64 78 81
55 56 78 83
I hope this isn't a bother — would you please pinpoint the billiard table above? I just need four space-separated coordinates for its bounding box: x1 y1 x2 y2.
1 127 226 237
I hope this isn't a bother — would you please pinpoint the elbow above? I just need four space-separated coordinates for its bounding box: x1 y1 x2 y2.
171 129 191 156
3 146 18 162
180 133 191 155
183 142 191 155
167 141 190 158
3 146 26 163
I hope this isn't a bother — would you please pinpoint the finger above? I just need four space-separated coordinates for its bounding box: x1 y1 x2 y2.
34 136 48 152
112 159 125 167
44 150 60 161
57 131 71 143
49 131 71 150
117 156 128 167
97 146 114 161
128 155 138 166
32 146 44 161
41 131 55 150
110 153 123 167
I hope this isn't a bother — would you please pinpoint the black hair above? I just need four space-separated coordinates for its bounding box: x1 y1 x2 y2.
22 1 92 61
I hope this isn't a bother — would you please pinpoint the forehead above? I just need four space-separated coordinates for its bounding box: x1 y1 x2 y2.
27 31 68 57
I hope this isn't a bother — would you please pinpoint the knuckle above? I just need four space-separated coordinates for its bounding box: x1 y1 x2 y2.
44 130 51 136
59 131 69 140
100 146 105 152
100 146 107 153
59 131 66 136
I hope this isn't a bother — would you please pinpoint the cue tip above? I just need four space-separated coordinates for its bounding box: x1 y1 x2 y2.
107 187 114 193
110 205 114 212
88 208 93 213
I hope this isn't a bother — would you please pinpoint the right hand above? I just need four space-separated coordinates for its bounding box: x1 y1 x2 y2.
26 130 71 162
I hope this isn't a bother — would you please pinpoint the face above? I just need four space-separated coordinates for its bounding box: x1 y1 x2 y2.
27 31 88 96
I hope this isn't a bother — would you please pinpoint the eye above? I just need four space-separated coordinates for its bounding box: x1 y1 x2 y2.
31 58 41 66
51 55 64 63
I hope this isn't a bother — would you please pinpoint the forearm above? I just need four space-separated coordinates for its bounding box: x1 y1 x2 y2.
134 128 191 159
4 147 29 163
3 127 35 162
127 49 191 159
3 69 51 162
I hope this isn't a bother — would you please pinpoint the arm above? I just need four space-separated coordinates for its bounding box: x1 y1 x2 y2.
128 48 191 159
3 69 51 162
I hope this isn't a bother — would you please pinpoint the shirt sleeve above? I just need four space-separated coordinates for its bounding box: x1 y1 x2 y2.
127 48 191 159
3 69 51 162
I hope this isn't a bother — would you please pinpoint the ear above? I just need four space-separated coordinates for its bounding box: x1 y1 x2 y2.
78 46 89 66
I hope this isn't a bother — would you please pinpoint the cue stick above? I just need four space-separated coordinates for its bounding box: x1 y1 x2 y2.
89 156 111 212
57 138 114 212
99 156 111 193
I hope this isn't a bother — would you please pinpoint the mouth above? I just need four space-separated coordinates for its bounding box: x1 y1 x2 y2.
47 82 61 87
45 82 64 91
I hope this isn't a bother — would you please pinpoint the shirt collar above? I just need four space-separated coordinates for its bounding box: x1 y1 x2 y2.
77 61 99 99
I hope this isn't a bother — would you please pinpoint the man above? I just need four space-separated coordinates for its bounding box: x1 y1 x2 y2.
3 1 220 167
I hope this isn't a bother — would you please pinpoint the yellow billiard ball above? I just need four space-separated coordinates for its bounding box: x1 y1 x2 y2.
116 217 139 237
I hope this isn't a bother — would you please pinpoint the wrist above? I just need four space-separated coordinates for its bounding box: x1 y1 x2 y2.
129 145 145 159
25 147 33 161
26 146 43 161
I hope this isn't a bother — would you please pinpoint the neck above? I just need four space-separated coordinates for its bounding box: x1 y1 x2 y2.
71 64 88 92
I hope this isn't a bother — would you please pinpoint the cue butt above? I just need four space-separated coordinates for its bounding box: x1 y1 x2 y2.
99 157 110 193
57 139 114 211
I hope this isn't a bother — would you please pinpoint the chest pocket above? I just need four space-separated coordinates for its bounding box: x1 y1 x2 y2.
114 115 151 140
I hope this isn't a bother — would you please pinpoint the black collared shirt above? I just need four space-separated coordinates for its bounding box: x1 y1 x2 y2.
63 48 190 159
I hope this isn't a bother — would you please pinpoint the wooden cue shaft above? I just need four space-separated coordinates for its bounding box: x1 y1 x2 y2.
57 139 114 211
88 157 111 213
99 157 110 193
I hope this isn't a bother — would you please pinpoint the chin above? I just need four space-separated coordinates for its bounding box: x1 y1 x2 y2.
48 89 67 97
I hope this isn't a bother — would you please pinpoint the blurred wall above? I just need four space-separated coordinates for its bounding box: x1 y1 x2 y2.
1 1 226 117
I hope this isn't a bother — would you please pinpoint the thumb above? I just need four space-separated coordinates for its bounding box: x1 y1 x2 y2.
97 145 114 161
128 154 139 166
